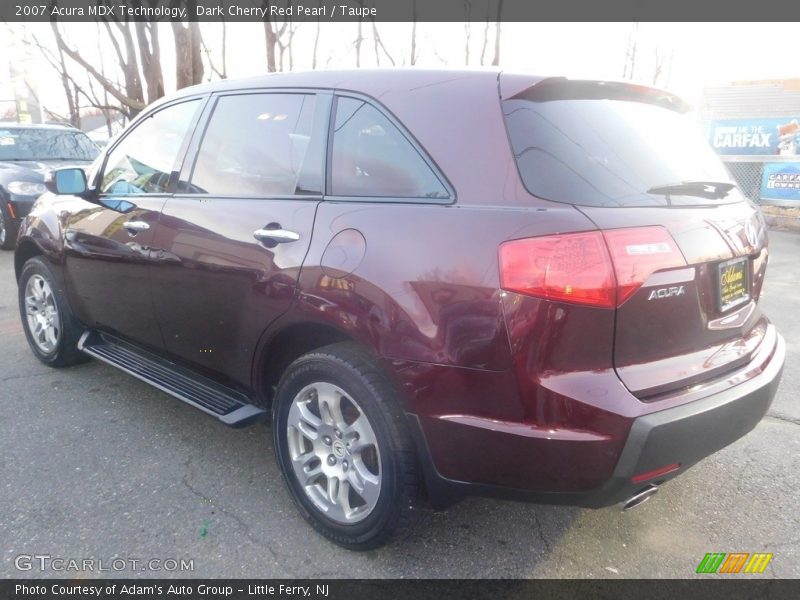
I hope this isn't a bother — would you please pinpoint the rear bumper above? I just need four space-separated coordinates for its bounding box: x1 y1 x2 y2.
408 330 784 509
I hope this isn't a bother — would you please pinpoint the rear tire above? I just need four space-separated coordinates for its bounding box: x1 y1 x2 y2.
18 257 88 367
272 342 419 550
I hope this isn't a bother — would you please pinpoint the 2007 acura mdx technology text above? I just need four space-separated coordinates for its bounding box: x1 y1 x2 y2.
14 70 784 549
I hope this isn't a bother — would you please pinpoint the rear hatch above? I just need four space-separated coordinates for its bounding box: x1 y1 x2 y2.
501 77 771 399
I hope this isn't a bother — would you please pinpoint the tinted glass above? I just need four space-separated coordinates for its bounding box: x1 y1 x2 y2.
503 98 735 207
190 93 318 196
101 100 200 195
331 97 448 199
0 127 99 161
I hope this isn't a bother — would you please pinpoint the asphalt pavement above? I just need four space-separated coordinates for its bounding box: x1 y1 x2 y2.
0 232 798 579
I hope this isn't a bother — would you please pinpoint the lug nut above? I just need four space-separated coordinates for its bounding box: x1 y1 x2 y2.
322 435 332 445
342 460 349 472
327 455 336 466
334 429 342 439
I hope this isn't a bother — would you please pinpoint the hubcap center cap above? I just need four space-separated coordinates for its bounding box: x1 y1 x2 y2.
332 440 346 458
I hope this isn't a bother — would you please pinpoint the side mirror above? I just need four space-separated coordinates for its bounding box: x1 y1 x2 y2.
45 168 88 195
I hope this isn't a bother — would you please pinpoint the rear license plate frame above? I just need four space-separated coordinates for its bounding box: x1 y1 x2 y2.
717 256 750 313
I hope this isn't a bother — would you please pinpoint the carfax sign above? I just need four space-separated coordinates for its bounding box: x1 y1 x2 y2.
709 117 800 156
761 162 800 202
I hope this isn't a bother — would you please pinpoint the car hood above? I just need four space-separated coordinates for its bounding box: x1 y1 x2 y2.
0 159 92 182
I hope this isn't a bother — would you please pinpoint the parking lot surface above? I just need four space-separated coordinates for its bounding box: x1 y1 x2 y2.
1 232 798 578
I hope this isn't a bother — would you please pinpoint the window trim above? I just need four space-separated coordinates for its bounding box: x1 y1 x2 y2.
177 88 331 201
324 91 456 205
95 94 210 197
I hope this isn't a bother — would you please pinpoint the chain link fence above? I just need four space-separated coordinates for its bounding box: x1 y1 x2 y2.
724 161 764 204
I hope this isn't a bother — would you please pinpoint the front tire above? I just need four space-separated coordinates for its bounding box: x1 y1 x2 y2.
18 257 88 367
272 343 419 550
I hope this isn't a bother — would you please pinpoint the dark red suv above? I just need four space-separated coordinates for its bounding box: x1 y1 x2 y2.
14 70 784 549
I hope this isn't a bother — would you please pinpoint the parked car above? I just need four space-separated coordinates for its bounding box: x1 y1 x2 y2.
14 70 784 549
0 123 100 250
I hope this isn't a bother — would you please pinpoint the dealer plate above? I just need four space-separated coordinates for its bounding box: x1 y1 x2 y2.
717 256 750 312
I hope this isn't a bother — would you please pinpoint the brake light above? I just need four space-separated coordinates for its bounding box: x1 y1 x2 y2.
499 231 616 308
499 227 686 308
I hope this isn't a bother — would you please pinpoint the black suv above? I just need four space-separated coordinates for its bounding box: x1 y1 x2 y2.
0 123 99 249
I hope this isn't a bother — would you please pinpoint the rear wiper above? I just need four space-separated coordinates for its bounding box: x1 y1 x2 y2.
646 180 736 200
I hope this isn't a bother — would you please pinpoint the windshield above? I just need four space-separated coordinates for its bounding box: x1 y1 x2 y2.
0 127 100 162
502 97 737 207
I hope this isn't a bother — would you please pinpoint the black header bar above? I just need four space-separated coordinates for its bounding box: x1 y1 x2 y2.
5 0 800 22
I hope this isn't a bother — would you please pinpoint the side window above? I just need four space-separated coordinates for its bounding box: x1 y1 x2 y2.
100 100 200 195
189 93 319 196
330 97 449 199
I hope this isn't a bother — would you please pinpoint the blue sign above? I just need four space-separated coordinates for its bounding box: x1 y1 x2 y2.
761 162 800 202
709 118 800 156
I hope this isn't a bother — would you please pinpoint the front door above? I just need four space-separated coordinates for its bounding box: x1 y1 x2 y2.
150 91 329 386
64 98 204 349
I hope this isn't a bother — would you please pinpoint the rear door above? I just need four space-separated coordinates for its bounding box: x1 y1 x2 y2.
150 90 329 386
501 78 771 399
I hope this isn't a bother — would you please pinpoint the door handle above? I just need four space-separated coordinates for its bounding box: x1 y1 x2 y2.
123 221 150 235
253 228 300 244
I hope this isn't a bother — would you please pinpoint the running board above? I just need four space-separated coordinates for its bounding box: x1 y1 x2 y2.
78 331 266 427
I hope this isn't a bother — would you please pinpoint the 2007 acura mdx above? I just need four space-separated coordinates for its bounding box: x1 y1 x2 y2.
14 69 784 549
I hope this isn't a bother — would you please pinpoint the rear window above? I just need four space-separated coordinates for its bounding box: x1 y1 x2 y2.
503 94 735 207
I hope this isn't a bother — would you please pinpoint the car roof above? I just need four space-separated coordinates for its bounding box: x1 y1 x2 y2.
168 68 550 103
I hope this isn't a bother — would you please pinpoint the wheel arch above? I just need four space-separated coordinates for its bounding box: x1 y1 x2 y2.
14 239 45 281
255 320 361 408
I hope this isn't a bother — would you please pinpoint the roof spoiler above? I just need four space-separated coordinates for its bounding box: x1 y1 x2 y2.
507 77 691 114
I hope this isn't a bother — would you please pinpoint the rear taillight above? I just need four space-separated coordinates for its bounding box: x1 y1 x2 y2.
499 231 616 308
499 226 686 308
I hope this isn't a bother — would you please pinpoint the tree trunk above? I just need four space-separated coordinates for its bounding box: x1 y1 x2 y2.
312 7 321 69
410 0 419 65
135 22 164 104
356 20 364 67
172 22 204 89
491 0 503 66
264 21 278 72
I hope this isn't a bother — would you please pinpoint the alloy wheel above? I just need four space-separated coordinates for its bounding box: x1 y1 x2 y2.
24 274 60 353
286 382 382 524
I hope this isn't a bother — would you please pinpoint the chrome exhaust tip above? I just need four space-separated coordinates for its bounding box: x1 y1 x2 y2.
622 484 659 511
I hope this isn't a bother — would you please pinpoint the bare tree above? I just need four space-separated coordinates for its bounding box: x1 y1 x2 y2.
463 1 472 65
479 2 491 65
491 0 504 66
134 22 164 103
652 47 675 88
355 10 364 67
262 1 295 72
21 25 126 127
312 2 322 69
50 22 147 117
371 17 395 67
172 21 204 88
410 0 417 66
25 28 79 125
201 20 228 80
622 22 639 80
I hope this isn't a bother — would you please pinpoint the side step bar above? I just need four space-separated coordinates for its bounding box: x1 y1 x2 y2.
78 331 266 427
